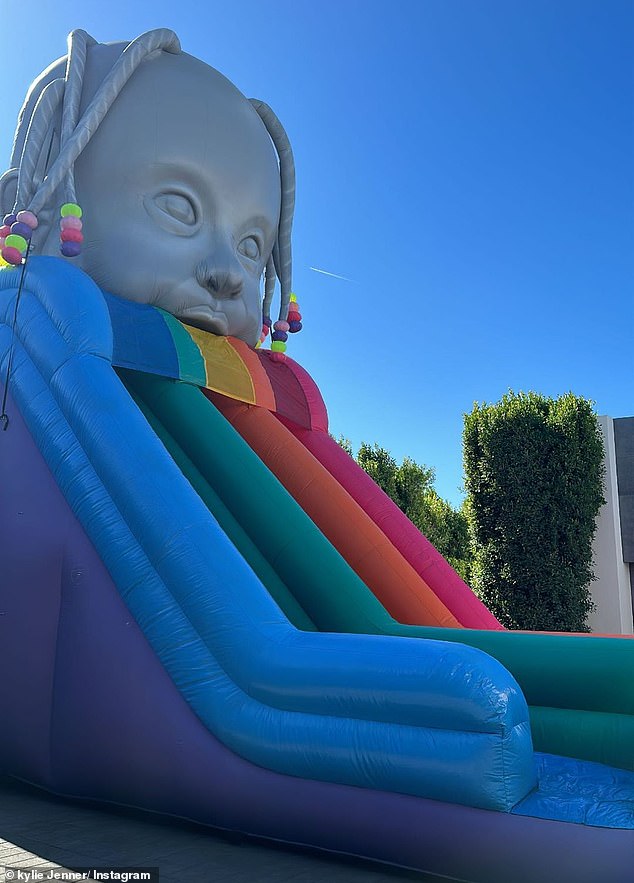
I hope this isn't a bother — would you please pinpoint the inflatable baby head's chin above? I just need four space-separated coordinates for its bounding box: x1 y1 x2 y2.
0 29 296 347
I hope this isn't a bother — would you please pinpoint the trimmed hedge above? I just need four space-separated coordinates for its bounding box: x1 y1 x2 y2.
463 392 605 631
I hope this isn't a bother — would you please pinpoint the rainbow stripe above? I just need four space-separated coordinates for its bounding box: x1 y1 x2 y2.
105 292 327 431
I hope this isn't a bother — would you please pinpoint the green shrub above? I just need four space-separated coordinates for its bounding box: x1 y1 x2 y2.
463 391 605 631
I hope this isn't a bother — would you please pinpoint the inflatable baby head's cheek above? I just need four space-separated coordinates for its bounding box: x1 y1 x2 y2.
0 30 296 347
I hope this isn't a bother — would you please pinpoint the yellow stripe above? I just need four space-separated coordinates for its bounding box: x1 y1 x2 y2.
186 328 256 404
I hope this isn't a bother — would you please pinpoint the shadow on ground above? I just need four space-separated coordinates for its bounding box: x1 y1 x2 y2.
0 776 450 883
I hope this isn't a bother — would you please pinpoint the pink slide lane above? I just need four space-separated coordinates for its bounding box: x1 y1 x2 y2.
277 416 503 630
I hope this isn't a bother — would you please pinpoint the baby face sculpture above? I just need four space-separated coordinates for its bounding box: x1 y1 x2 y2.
1 31 294 348
70 52 281 345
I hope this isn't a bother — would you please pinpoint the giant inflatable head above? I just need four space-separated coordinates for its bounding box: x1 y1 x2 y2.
0 29 296 346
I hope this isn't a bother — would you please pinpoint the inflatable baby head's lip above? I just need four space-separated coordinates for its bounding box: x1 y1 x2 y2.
178 305 230 338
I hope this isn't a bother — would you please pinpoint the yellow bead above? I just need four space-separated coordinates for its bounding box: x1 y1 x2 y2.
289 292 297 303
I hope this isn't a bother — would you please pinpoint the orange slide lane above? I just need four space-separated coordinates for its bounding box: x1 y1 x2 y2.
208 392 461 629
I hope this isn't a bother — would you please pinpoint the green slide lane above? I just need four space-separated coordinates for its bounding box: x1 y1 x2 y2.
124 377 316 632
120 368 634 771
119 368 401 637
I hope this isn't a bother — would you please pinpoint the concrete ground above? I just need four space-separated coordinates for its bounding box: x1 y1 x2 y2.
0 776 446 883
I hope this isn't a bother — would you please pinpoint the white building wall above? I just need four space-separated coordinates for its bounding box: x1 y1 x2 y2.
589 416 633 634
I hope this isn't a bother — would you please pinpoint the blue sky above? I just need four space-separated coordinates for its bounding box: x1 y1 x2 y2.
1 0 632 506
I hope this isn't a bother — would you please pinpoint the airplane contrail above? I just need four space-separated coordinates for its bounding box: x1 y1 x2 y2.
309 266 357 283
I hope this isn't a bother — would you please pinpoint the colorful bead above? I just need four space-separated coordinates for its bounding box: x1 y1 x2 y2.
59 205 83 257
255 340 262 349
289 292 298 303
60 203 82 218
261 324 270 337
60 241 82 258
287 310 301 323
0 226 11 240
60 216 82 231
274 320 289 332
289 320 302 333
60 228 84 244
5 234 27 252
263 316 272 327
2 214 16 227
272 330 288 342
10 222 32 240
1 246 23 266
271 340 287 353
270 351 287 363
16 210 38 229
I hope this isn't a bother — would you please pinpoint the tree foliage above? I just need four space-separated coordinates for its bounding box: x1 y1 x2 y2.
337 439 472 581
463 391 605 631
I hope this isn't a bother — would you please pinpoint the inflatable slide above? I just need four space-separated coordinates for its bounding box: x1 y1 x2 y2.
1 259 633 883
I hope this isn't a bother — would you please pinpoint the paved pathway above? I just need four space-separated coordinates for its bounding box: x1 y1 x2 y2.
0 838 73 881
0 776 444 883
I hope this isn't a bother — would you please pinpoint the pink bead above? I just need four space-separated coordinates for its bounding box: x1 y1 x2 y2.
61 228 84 243
16 210 38 229
1 246 23 266
274 320 290 332
270 351 287 363
0 226 11 239
60 216 82 231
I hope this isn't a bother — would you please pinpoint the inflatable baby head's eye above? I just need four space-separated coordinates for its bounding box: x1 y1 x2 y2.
144 190 201 235
154 192 198 226
238 236 261 261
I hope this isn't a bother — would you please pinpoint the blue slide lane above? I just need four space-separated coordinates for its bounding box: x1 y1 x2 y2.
0 258 537 812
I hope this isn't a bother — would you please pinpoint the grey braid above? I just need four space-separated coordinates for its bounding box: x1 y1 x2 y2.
59 29 96 206
249 99 295 323
29 28 181 215
14 77 65 211
262 256 276 323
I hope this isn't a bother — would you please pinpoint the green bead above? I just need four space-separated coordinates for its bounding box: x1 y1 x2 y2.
271 341 287 353
5 234 27 252
60 203 82 218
